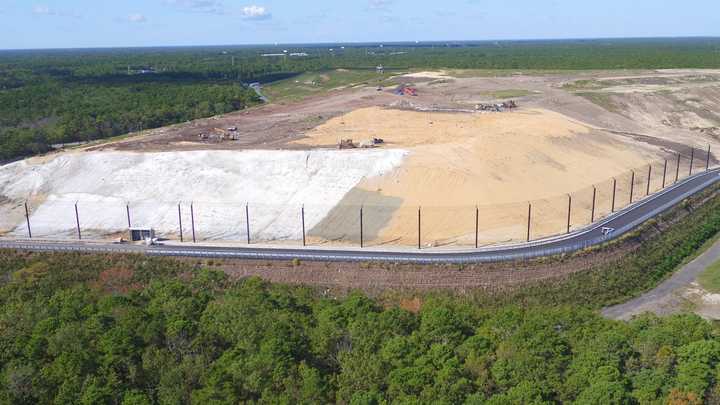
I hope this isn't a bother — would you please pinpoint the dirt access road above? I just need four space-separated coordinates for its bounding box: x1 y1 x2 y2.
86 69 720 157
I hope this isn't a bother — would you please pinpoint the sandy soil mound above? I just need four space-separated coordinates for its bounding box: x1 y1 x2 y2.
0 150 405 241
296 107 664 246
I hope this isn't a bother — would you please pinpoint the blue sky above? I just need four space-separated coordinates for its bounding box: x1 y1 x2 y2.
1 0 719 49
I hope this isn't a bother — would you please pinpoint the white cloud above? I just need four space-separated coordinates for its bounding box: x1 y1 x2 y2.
32 4 81 18
127 13 147 23
241 5 271 20
368 0 393 10
164 0 225 14
32 5 53 15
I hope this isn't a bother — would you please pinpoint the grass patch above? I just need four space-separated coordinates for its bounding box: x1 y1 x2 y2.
263 69 404 102
576 91 621 113
477 89 532 99
562 79 607 91
698 258 720 293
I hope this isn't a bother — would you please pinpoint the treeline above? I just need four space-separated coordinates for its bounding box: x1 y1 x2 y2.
0 80 256 160
3 38 720 161
1 250 720 404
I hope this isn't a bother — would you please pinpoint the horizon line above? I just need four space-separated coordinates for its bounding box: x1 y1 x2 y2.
2 35 719 52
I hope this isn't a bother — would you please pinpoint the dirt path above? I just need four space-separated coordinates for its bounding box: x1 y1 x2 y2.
602 238 720 320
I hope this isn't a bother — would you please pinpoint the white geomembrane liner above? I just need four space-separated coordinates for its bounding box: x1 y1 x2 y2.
0 149 407 241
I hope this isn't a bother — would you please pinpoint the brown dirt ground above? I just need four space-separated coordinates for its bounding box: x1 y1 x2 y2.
66 69 720 248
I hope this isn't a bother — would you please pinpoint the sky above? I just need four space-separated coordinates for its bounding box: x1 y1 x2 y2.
0 0 719 50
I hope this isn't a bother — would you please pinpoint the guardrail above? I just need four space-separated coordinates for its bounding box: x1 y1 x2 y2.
1 168 718 264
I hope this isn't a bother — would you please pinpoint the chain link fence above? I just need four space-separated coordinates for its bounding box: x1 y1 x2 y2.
1 148 714 249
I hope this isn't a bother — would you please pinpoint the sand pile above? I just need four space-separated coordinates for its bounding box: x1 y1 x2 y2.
0 149 406 241
297 107 664 245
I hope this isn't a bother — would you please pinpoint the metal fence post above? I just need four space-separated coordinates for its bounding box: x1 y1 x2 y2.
178 203 184 242
360 206 364 248
74 201 81 240
567 194 572 234
301 205 306 247
611 178 616 213
475 206 479 248
689 147 695 176
24 201 32 239
527 203 532 242
245 203 251 244
591 186 596 223
646 164 652 196
675 152 681 183
629 171 635 204
707 145 712 171
190 202 196 243
417 206 422 250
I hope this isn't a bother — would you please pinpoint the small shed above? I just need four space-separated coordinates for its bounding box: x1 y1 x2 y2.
129 228 155 242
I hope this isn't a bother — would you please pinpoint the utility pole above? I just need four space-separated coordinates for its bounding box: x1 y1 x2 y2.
646 164 652 196
662 160 668 189
611 178 617 213
591 186 596 223
675 152 681 183
126 203 132 228
74 202 81 240
630 171 635 204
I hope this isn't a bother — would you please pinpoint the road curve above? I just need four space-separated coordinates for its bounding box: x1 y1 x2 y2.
2 169 719 264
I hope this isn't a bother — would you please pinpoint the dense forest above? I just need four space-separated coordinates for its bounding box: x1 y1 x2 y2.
0 249 719 404
2 186 720 404
3 38 720 161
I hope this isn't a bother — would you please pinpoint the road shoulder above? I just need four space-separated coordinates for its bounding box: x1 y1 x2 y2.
602 237 720 320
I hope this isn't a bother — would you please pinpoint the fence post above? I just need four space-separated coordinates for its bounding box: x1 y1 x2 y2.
417 206 422 250
24 201 32 239
178 203 184 242
675 152 681 183
126 203 131 228
629 171 635 204
611 178 616 213
707 145 712 171
360 206 364 248
245 203 251 244
527 203 532 242
190 202 196 243
74 202 81 240
689 147 695 176
567 194 572 234
301 205 306 247
646 164 652 196
475 206 479 248
591 186 596 223
662 160 667 188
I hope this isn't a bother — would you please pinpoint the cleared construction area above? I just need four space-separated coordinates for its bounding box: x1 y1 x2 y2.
1 69 719 248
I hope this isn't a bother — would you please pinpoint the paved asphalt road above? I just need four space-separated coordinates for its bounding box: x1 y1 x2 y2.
603 237 720 320
2 168 719 264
